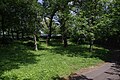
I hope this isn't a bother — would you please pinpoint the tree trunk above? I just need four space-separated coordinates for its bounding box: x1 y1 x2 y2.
7 29 10 37
21 30 24 39
46 8 57 46
89 39 93 52
77 38 80 45
63 34 68 47
16 30 19 40
11 29 14 39
46 16 53 46
61 19 68 48
1 14 5 38
34 34 38 51
2 30 5 38
46 36 50 46
0 29 1 38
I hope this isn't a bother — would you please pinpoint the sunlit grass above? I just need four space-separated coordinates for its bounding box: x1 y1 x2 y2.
0 41 109 80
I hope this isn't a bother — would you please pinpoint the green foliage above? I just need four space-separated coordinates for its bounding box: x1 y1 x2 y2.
0 0 120 79
0 0 42 36
1 0 120 47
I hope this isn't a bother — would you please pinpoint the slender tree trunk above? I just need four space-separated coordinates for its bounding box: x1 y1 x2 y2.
2 30 5 38
89 39 93 52
77 38 80 45
63 34 68 47
46 36 50 46
61 19 68 48
33 33 38 51
0 29 1 38
11 29 14 39
1 14 5 38
21 30 24 39
46 8 57 46
7 29 10 37
46 16 53 46
16 30 19 40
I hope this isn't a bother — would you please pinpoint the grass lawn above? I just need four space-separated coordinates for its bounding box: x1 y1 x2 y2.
0 41 110 80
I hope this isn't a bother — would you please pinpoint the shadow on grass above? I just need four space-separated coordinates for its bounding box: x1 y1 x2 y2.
47 42 118 80
49 44 113 80
52 74 93 80
49 43 111 62
0 43 41 80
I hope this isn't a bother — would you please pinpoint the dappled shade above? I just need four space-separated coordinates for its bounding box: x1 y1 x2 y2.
48 43 111 62
0 43 41 79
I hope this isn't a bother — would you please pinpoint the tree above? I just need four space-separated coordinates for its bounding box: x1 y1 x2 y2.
65 0 115 51
56 0 75 47
0 0 42 50
42 0 58 45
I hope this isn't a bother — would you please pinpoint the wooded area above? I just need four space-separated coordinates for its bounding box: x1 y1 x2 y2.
0 0 120 79
0 0 120 50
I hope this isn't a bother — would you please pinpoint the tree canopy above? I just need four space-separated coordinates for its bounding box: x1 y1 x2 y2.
0 0 120 50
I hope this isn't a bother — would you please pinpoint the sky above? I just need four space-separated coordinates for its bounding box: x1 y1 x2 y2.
38 0 42 3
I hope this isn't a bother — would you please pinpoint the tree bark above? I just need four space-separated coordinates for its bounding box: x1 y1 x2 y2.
2 30 5 38
46 36 50 46
21 30 24 39
16 30 19 40
77 38 81 45
1 14 5 38
11 29 14 39
63 34 68 47
7 29 10 37
46 8 58 46
89 39 93 52
61 19 68 48
46 16 53 46
34 33 38 51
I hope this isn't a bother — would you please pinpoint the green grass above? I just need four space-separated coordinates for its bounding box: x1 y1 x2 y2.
0 41 110 80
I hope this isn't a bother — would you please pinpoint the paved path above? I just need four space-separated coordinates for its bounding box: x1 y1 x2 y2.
65 49 120 80
84 63 120 80
67 63 120 80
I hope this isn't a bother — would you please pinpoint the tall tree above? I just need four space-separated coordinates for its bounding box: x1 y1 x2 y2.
42 0 58 45
0 0 42 50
